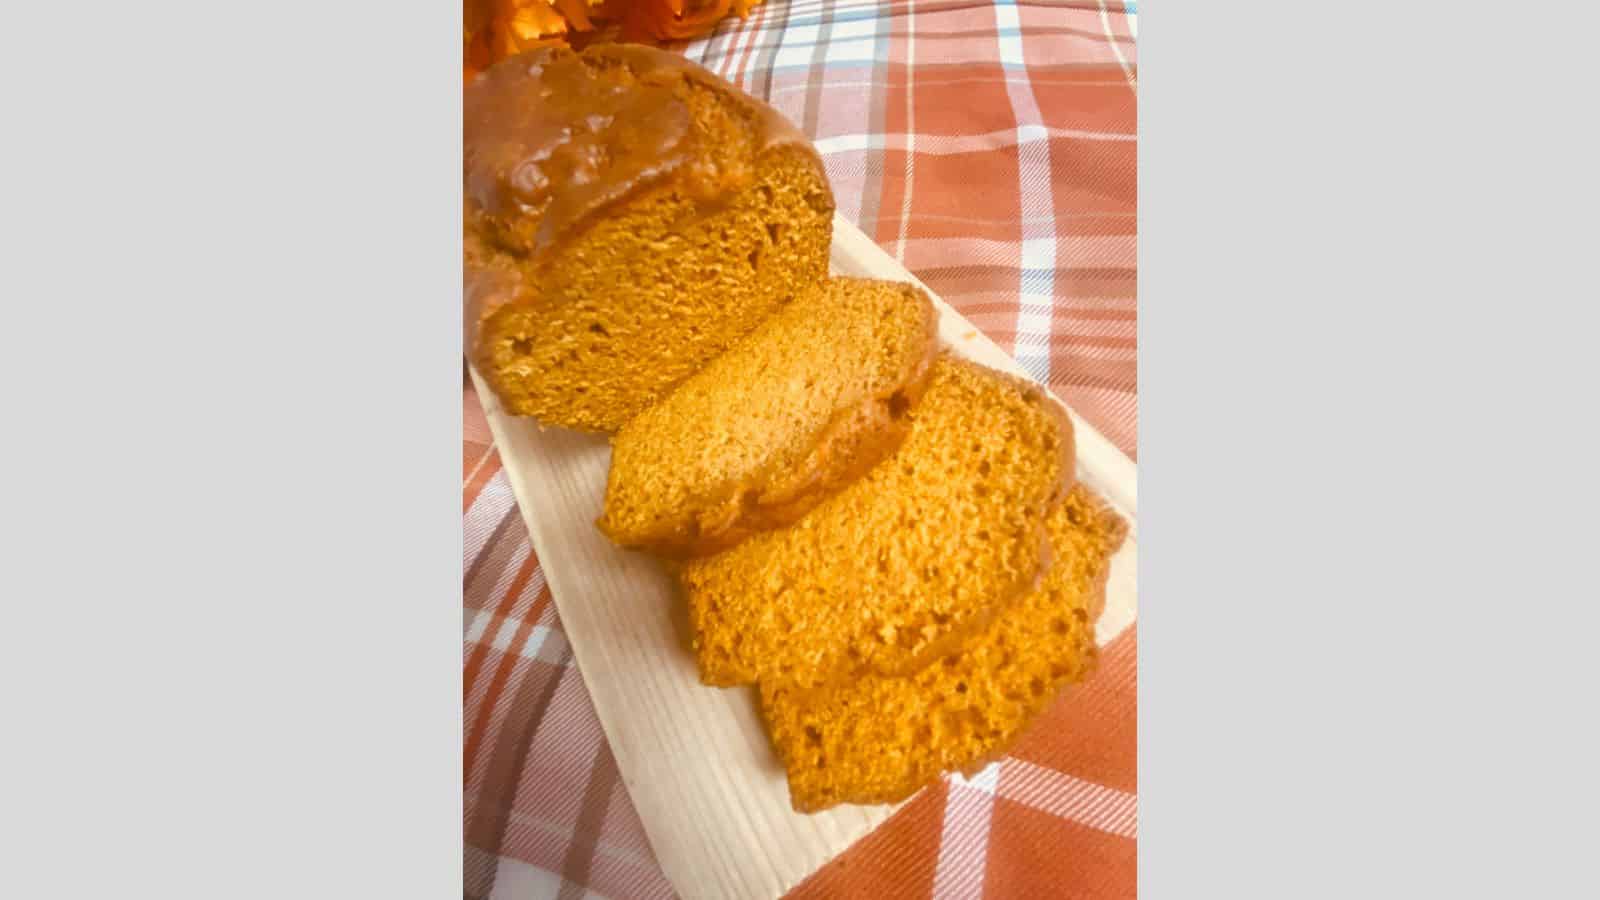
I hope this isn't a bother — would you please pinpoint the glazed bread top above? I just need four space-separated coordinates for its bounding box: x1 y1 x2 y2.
464 44 835 432
464 43 823 347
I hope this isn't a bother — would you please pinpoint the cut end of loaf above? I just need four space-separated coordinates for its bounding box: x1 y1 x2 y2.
598 277 939 557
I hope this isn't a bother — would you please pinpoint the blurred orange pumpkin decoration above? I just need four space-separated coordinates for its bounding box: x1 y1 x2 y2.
465 0 767 81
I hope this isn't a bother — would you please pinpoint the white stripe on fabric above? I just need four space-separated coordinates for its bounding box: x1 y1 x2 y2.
518 564 549 619
894 2 917 264
773 29 816 69
1098 0 1136 86
995 0 1025 66
463 441 498 491
770 0 904 16
896 232 1132 267
465 607 494 646
770 79 1136 99
711 16 742 83
959 761 1001 795
1020 237 1055 269
826 13 878 42
703 20 741 82
931 763 1001 899
812 125 1133 157
1014 340 1135 364
811 133 873 154
487 855 607 900
869 211 1134 227
467 615 570 663
464 469 515 569
1041 315 1135 340
464 788 663 872
824 34 876 64
1020 248 1061 375
998 22 1059 385
465 536 530 638
733 3 767 91
483 559 544 628
496 622 548 658
935 290 1133 310
685 33 711 65
464 549 540 724
997 758 1138 838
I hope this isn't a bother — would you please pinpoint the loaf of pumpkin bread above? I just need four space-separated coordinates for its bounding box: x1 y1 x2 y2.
598 277 939 558
465 44 834 432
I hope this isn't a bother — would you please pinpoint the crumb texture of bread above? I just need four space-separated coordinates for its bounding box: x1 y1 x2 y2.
761 485 1127 812
682 354 1075 691
598 277 938 557
465 44 833 432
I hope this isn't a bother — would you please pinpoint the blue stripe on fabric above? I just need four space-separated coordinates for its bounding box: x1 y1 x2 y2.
1020 269 1055 296
1014 352 1050 385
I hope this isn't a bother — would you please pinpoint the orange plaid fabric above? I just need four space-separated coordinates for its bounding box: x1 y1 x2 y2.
465 1 1136 896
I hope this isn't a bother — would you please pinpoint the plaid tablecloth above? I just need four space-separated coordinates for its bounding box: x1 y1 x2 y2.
465 1 1137 896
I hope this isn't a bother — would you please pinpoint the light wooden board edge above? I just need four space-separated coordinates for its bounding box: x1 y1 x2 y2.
469 213 1139 900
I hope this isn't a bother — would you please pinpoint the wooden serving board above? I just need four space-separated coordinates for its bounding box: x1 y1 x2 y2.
469 214 1139 900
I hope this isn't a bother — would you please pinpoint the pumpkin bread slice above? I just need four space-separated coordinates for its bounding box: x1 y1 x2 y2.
761 484 1127 812
682 354 1075 691
598 277 939 558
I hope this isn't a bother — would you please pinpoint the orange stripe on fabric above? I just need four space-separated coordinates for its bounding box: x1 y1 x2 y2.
914 61 1011 139
1011 627 1137 793
919 266 1134 298
959 302 1135 322
463 654 571 884
873 9 911 251
997 759 1137 837
463 557 550 777
464 440 490 482
882 23 1135 45
907 146 1023 249
785 784 947 900
463 438 493 482
463 585 554 786
464 446 504 513
464 550 539 697
494 810 676 900
730 0 773 92
985 330 1136 352
983 797 1135 900
557 747 622 898
903 68 1137 88
465 380 493 444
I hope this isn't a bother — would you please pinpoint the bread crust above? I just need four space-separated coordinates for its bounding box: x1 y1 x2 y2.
463 43 829 376
598 282 941 559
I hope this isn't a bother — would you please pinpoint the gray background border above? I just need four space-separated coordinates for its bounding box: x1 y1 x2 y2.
2 1 1597 897
1143 2 1597 895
